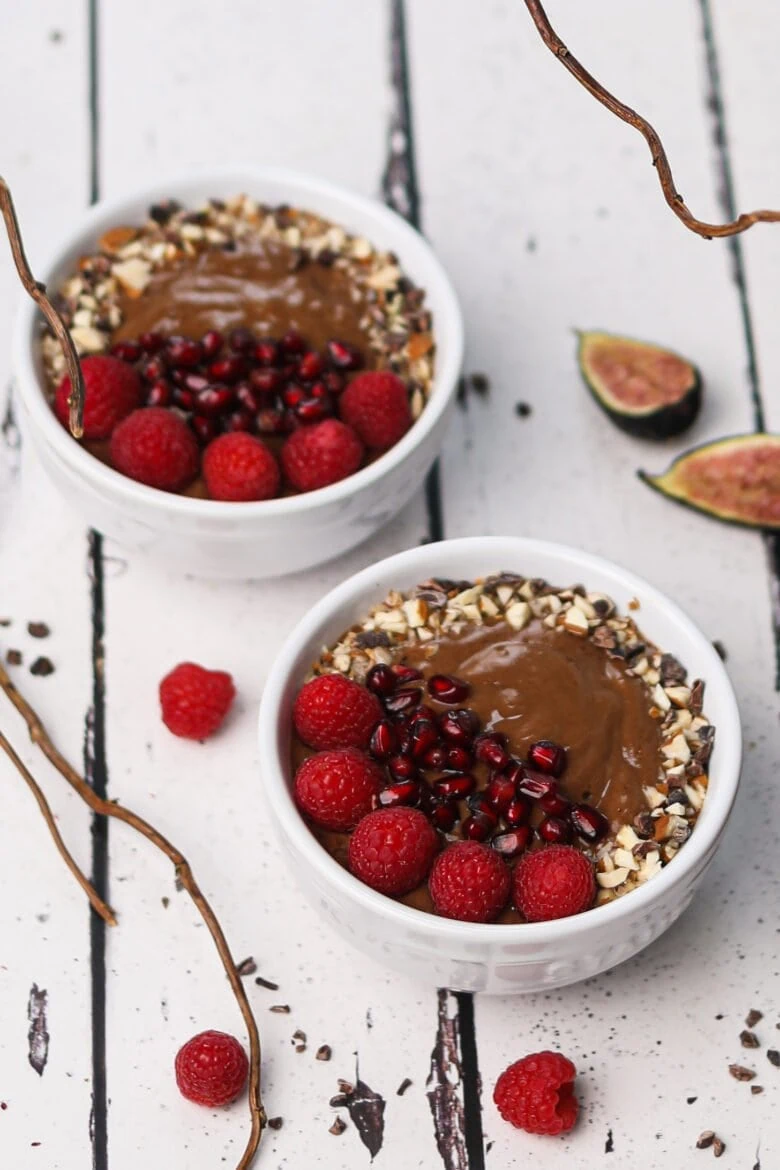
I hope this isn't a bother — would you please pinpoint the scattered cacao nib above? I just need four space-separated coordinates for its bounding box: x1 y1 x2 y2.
396 1077 412 1096
750 1085 764 1095
30 657 54 677
625 642 647 663
254 976 279 991
728 1063 755 1082
456 371 490 409
767 1049 780 1068
293 1030 307 1053
148 200 180 225
712 1136 725 1158
270 1004 290 1014
696 1131 715 1149
667 787 689 806
27 622 50 639
660 653 687 685
354 631 392 650
746 1009 763 1028
605 1128 614 1153
329 1118 347 1136
236 957 257 977
267 1116 283 1130
514 401 532 418
470 373 489 396
690 679 705 715
740 1030 760 1049
6 649 22 666
591 625 618 650
634 811 655 839
0 618 10 626
413 587 448 609
712 640 727 661
161 896 169 909
687 1096 698 1105
316 1045 332 1062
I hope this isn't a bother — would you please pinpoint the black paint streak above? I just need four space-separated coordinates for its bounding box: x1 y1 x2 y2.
27 984 49 1076
1 388 21 479
383 0 443 543
698 0 780 688
426 990 468 1170
342 1069 386 1160
605 1127 614 1153
454 992 484 1170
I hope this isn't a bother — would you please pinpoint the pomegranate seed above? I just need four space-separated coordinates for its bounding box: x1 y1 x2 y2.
327 339 363 370
201 330 224 359
504 796 532 827
110 340 142 362
228 327 255 353
387 755 417 781
492 826 532 858
433 774 476 800
322 370 345 394
422 744 448 771
411 720 439 759
528 740 567 777
281 330 306 355
539 790 571 818
396 723 413 755
369 720 398 760
377 780 420 808
166 336 203 367
485 774 517 813
466 795 498 824
194 385 234 417
462 814 492 842
138 331 164 354
140 356 167 382
254 340 279 366
172 387 195 411
570 803 609 843
208 356 246 384
256 408 287 434
191 415 219 445
384 688 422 716
223 409 254 433
298 350 324 380
431 803 457 832
538 816 572 844
445 746 473 771
439 709 480 746
295 397 332 424
366 664 396 696
184 373 211 393
517 768 557 801
282 384 306 409
308 381 330 401
250 367 283 395
391 664 422 684
410 704 437 725
427 674 471 704
473 733 509 771
235 383 262 412
145 379 172 407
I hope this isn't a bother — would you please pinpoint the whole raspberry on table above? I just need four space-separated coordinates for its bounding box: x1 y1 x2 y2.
202 432 280 501
110 407 200 492
55 354 142 439
339 371 412 450
175 1030 249 1107
294 748 383 831
513 844 595 923
280 418 363 492
429 840 511 923
159 662 235 740
493 1051 578 1136
293 674 381 751
348 806 439 896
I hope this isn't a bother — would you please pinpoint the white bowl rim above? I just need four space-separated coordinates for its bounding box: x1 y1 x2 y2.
258 535 742 945
13 164 464 518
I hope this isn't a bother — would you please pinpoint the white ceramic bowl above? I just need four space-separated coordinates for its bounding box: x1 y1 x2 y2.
258 536 742 994
13 168 463 579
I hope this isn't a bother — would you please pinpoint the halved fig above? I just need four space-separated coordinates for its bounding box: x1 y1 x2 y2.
577 330 702 439
639 433 780 529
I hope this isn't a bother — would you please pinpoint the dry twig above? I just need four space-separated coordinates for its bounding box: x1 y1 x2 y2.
0 661 265 1168
0 176 84 435
524 0 780 238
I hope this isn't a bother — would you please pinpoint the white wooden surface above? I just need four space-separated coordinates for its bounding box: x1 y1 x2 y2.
1 3 778 1168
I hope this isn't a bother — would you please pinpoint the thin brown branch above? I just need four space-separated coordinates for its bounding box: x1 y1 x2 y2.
523 0 780 239
0 177 85 436
0 662 265 1168
0 728 117 926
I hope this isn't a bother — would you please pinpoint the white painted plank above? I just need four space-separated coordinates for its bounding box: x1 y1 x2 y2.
0 5 96 1168
408 1 778 1165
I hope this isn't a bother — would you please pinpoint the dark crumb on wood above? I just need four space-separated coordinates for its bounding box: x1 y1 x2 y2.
236 957 257 977
316 1045 332 1062
605 1128 614 1153
254 975 279 991
396 1077 412 1096
329 1117 346 1136
267 1116 283 1130
712 639 727 661
30 657 54 677
6 649 22 666
746 1009 763 1028
270 1004 290 1014
27 622 50 639
728 1063 756 1081
687 1096 698 1104
741 1030 760 1049
750 1085 764 1095
514 401 533 418
767 1049 780 1068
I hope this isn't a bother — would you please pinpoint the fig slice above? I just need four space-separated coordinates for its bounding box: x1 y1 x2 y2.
577 330 702 439
639 433 780 529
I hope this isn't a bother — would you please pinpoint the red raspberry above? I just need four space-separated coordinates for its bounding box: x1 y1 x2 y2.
175 1030 248 1107
202 432 280 502
55 355 141 439
493 1051 578 1136
513 845 595 923
348 807 438 896
294 748 383 831
429 840 511 923
293 674 381 751
110 407 200 492
281 418 363 492
339 371 411 450
159 662 235 740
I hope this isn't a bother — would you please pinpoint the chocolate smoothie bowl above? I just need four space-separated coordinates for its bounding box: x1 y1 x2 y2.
259 538 741 992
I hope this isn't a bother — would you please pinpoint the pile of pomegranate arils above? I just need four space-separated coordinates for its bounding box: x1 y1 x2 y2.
364 664 608 854
112 326 364 444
